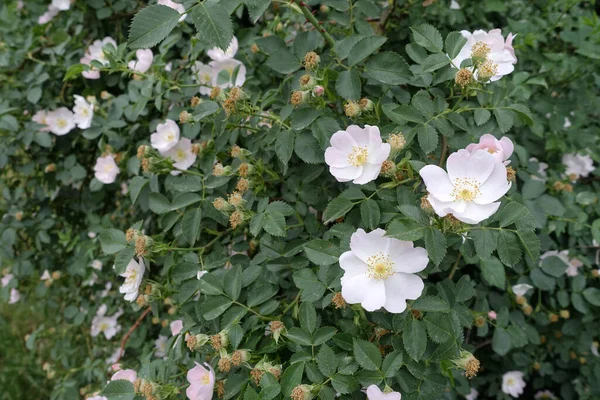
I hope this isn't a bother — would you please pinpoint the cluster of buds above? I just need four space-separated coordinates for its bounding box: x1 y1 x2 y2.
291 385 314 400
291 52 326 106
136 145 175 174
344 98 374 118
251 358 282 384
186 333 210 352
452 350 481 379
222 87 249 116
552 180 573 193
134 378 160 400
212 167 252 229
126 229 154 257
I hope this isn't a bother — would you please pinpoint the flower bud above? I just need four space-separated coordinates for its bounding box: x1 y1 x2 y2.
474 316 485 328
516 295 527 305
560 309 570 319
100 91 112 100
228 191 245 208
45 163 56 173
231 350 250 366
359 98 374 112
319 4 330 12
291 385 314 400
488 311 497 320
86 95 97 105
299 74 316 90
344 101 361 118
506 166 516 182
218 354 232 372
238 163 252 177
455 68 473 87
452 350 480 379
135 235 153 257
548 313 559 323
228 87 247 102
236 178 250 193
251 43 259 53
312 85 324 97
15 211 23 221
186 333 209 351
291 90 309 106
190 96 202 107
420 196 433 213
210 86 225 101
331 292 346 309
179 110 192 124
211 331 229 350
303 52 320 71
137 145 151 159
51 271 61 280
522 304 533 315
229 210 245 229
379 160 396 177
213 197 233 212
266 320 286 343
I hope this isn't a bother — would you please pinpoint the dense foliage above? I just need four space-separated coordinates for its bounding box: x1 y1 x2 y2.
1 1 600 400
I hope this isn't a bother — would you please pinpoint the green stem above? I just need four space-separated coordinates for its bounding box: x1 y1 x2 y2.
297 2 335 48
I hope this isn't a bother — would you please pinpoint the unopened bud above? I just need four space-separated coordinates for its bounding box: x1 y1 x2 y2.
45 163 56 173
179 110 192 124
213 197 232 212
522 304 533 315
51 271 61 280
359 98 374 112
291 90 309 106
231 350 250 366
15 211 23 221
213 163 225 176
251 43 259 53
560 309 570 319
548 313 559 323
186 333 209 351
474 316 486 328
299 74 316 90
190 96 202 107
303 52 320 71
100 91 111 100
344 101 361 118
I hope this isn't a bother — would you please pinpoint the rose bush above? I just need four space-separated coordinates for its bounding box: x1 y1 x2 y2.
1 1 600 400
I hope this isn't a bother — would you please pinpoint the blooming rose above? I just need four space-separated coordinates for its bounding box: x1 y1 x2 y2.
151 119 180 152
186 362 216 400
73 95 94 129
539 250 582 276
128 49 154 74
209 58 247 89
155 335 168 358
38 5 60 24
51 0 70 10
162 138 197 173
420 149 511 224
562 153 595 179
87 396 108 400
90 259 103 271
158 0 186 21
81 37 117 79
32 110 50 131
325 125 391 185
534 390 557 400
1 274 13 287
207 37 238 62
529 157 548 181
94 156 120 184
111 369 137 383
191 62 214 95
452 29 517 82
119 258 145 302
465 388 478 400
512 283 533 297
170 320 183 336
340 228 428 313
41 270 51 281
366 385 401 400
91 305 122 339
466 134 514 164
46 107 76 136
9 288 20 304
502 371 526 398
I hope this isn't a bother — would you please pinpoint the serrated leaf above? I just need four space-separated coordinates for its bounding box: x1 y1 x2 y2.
353 339 382 371
412 296 450 313
303 239 340 266
275 131 295 165
381 350 403 378
294 134 323 164
474 109 491 126
348 36 387 67
411 24 443 53
191 0 233 51
494 108 514 133
424 227 446 266
281 362 304 396
317 345 338 377
445 31 467 59
496 230 522 266
323 197 354 224
481 257 505 289
417 124 438 154
365 52 411 85
299 302 317 334
182 207 202 245
128 5 181 49
386 219 425 241
471 229 497 259
266 48 302 74
99 229 127 255
403 318 427 361
335 70 362 100
360 199 381 230
263 212 287 237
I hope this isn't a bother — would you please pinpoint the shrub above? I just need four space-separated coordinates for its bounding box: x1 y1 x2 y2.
1 1 599 400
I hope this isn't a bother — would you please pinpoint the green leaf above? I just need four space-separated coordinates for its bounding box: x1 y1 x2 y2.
63 63 86 81
293 269 327 302
360 199 381 230
481 257 505 289
348 36 387 67
182 207 202 246
496 230 522 266
275 131 295 165
203 296 233 320
471 229 497 259
412 296 450 313
263 212 287 237
381 350 403 378
335 70 362 100
323 196 354 224
540 256 567 278
286 327 312 346
382 104 424 124
583 288 600 306
474 109 491 126
198 273 224 295
444 31 467 59
497 202 536 229
365 52 411 85
128 176 149 204
190 0 233 51
294 134 323 164
523 181 545 201
353 339 382 371
281 362 304 396
148 192 171 214
312 326 337 345
422 53 450 72
403 318 427 361
128 5 181 49
386 219 425 241
424 227 446 266
99 229 127 255
266 48 302 74
416 124 438 154
398 205 428 224
493 108 514 133
192 100 220 121
224 265 243 300
291 109 320 130
299 302 317 334
303 239 340 266
492 328 511 356
317 345 338 377
530 268 555 291
103 380 135 400
410 24 443 53
517 229 541 263
424 314 453 343
331 374 358 394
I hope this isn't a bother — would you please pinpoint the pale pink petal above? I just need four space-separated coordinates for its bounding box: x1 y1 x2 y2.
353 163 381 184
419 165 455 202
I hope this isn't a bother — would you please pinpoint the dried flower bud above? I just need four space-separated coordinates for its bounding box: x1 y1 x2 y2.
236 178 250 193
137 145 150 159
51 271 61 280
191 143 201 155
303 52 320 71
222 98 237 115
560 309 570 319
100 91 111 100
359 98 374 111
213 163 225 176
238 163 250 177
455 68 473 87
474 316 486 328
190 96 202 107
213 197 231 211
228 87 247 102
291 385 313 400
186 333 209 351
331 292 346 309
251 43 259 53
291 90 309 106
45 163 56 173
548 313 559 323
179 110 192 124
230 145 242 158
387 133 406 151
216 380 225 399
344 101 361 118
420 196 433 212
210 86 222 100
380 160 396 177
522 304 533 315
477 60 499 82
218 356 232 372
228 191 244 207
453 350 480 379
553 181 565 191
506 166 516 182
533 362 541 370
516 295 527 305
231 350 250 366
299 74 315 90
250 368 264 385
136 294 148 307
15 211 23 221
229 210 244 229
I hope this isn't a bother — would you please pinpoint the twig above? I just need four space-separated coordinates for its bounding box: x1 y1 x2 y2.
448 252 462 280
438 136 448 167
297 2 335 48
116 307 152 362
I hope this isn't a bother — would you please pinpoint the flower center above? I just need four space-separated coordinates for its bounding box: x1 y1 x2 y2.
201 374 211 385
478 60 499 81
81 108 89 116
176 150 186 160
201 73 211 83
166 132 175 142
100 322 109 331
487 148 496 154
471 41 490 59
366 252 394 280
507 378 514 385
126 269 137 285
348 146 369 167
451 178 481 202
57 118 67 128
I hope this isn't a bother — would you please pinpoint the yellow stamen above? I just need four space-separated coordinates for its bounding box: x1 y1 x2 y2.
348 146 369 167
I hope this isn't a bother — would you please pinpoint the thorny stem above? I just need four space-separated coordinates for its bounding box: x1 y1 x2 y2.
296 1 336 48
117 307 152 362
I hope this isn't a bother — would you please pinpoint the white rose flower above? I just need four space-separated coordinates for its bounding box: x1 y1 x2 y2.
81 37 117 79
111 369 137 383
186 362 216 400
32 110 51 131
154 335 168 358
119 258 145 302
9 288 20 304
209 58 247 89
51 0 70 10
207 37 239 61
534 390 557 400
41 270 51 280
366 385 401 400
46 107 76 136
80 54 101 80
91 259 103 271
162 138 197 173
128 49 154 74
501 371 526 398
562 153 595 179
539 250 581 275
151 119 180 152
191 62 214 95
91 314 121 340
340 228 428 313
197 270 207 280
512 283 533 297
325 125 391 185
563 117 572 129
529 157 548 181
452 29 517 82
157 0 186 21
465 388 478 400
466 134 514 164
450 0 461 9
591 341 599 357
38 5 60 24
420 149 511 224
73 95 94 129
94 155 120 184
1 274 13 287
170 320 183 336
